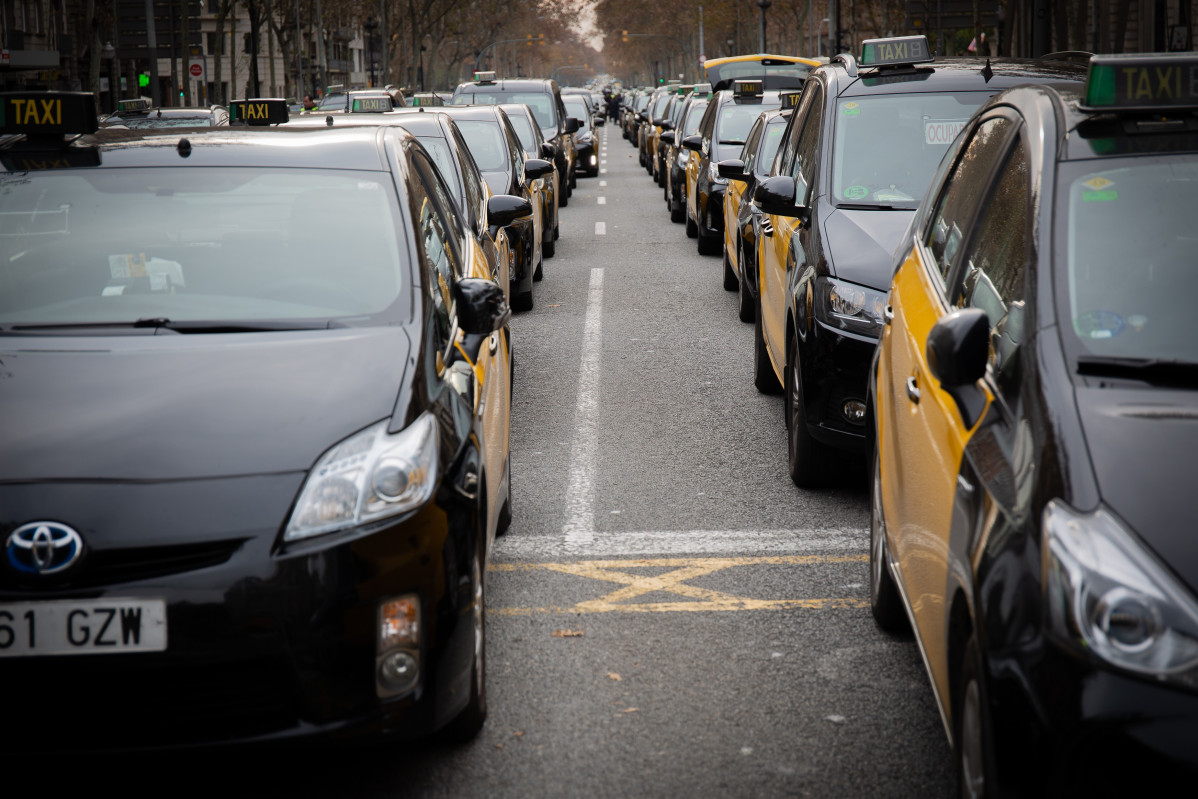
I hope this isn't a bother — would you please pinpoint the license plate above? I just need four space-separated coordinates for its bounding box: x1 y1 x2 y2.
0 599 167 657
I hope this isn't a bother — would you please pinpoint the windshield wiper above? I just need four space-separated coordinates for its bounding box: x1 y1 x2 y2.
837 202 903 210
1077 355 1198 387
718 139 746 146
3 318 345 334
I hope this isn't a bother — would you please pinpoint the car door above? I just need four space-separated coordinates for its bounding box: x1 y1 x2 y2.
761 81 823 375
687 100 717 222
876 113 1020 705
725 116 764 276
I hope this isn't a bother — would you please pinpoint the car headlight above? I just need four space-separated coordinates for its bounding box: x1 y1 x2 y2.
708 161 727 185
1044 501 1198 687
285 413 439 542
814 277 887 337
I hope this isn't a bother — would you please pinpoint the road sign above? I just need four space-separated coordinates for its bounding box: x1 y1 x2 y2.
189 60 204 80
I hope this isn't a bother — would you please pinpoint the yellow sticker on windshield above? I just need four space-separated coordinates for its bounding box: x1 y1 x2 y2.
842 101 861 117
1083 176 1115 191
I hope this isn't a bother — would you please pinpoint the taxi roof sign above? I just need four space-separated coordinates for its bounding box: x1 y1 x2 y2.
733 79 764 97
1081 52 1198 113
0 92 99 137
474 71 497 84
350 95 393 113
229 98 289 126
118 97 153 113
859 35 933 68
779 90 802 109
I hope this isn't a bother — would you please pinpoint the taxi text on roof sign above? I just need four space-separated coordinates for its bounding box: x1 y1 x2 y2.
780 90 802 109
118 98 152 113
352 97 392 112
1082 52 1198 112
228 98 289 126
0 92 98 136
859 35 934 68
733 80 764 97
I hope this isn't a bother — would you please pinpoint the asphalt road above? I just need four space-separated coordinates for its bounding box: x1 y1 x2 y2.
88 125 955 798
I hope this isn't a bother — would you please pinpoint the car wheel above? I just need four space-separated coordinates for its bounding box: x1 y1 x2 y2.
685 212 698 238
497 453 512 537
569 172 577 190
512 287 533 312
534 257 543 282
722 246 738 291
737 241 755 323
785 335 832 486
670 197 685 224
697 225 720 256
956 636 990 799
543 237 555 259
753 304 781 394
870 447 906 631
440 544 487 743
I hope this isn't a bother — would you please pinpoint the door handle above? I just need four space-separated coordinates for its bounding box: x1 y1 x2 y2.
906 375 921 404
883 305 894 325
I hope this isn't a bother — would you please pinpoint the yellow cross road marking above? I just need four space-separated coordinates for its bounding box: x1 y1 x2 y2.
489 555 869 615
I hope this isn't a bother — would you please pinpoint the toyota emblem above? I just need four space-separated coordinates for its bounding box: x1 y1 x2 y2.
6 522 85 575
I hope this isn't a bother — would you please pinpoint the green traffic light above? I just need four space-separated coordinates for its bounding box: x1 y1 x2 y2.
138 73 150 88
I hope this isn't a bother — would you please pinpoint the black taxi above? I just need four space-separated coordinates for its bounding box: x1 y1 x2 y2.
751 35 1084 486
0 93 517 749
870 54 1198 793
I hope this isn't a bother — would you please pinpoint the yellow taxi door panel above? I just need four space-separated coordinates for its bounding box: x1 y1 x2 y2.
686 157 700 219
762 214 800 375
725 180 744 273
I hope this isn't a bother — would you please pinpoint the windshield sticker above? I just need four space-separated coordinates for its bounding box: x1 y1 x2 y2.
842 102 861 117
924 119 966 145
1081 176 1118 202
1074 310 1125 339
1127 314 1148 332
844 185 869 200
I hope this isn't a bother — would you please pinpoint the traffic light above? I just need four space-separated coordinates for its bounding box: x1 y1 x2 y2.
138 73 150 88
527 34 533 46
622 30 629 43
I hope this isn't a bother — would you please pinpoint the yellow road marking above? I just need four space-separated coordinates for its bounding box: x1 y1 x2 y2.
489 555 868 615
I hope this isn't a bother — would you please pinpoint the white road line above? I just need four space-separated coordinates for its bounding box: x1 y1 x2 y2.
595 221 606 235
600 168 607 174
562 268 605 549
495 528 869 559
599 180 607 187
600 159 607 165
597 196 606 205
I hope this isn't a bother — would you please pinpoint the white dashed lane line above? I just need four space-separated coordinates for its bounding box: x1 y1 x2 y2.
595 221 606 235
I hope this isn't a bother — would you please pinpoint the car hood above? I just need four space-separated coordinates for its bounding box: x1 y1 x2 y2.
822 208 915 290
1074 385 1198 594
1 327 412 482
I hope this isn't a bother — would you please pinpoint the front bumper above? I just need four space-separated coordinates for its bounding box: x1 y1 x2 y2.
801 321 876 452
0 481 477 751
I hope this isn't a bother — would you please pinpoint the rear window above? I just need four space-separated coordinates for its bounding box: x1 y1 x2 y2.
455 90 557 132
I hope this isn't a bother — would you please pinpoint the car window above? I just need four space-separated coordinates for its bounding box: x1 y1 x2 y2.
831 92 991 208
458 90 556 132
775 81 819 177
505 113 537 155
415 136 462 200
739 117 766 172
454 119 511 172
682 101 708 137
953 134 1031 402
410 152 464 349
0 167 407 325
563 97 590 131
756 117 787 178
924 116 1014 282
788 84 825 201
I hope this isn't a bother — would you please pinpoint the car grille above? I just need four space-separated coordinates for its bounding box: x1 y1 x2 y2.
0 539 246 590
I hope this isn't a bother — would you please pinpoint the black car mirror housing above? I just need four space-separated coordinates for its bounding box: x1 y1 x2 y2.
927 308 989 387
524 158 554 181
681 134 703 152
659 131 676 145
486 194 533 233
754 175 809 224
564 117 580 134
454 277 511 336
718 159 747 181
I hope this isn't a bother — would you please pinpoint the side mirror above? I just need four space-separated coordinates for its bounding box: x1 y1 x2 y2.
926 308 989 387
564 116 580 134
454 277 511 335
595 116 605 127
659 131 676 145
540 141 558 159
487 194 533 234
717 159 747 182
524 157 554 181
681 134 703 152
754 175 809 223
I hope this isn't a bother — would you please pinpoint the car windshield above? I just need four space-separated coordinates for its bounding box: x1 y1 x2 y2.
718 102 778 143
415 136 463 198
682 102 708 137
454 120 510 172
456 90 557 133
1058 156 1198 362
505 113 537 154
831 92 986 207
318 94 347 110
0 167 407 326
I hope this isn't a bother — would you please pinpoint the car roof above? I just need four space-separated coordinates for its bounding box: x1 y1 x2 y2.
455 78 559 93
827 57 1086 98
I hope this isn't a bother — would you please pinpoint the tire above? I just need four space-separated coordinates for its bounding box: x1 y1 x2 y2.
533 257 543 282
512 288 533 312
697 227 720 255
440 545 487 743
722 246 738 291
870 448 906 631
543 237 556 259
497 453 512 537
737 241 756 323
559 187 569 208
670 198 685 224
554 223 560 241
956 636 990 799
753 305 781 394
785 334 833 486
685 214 698 238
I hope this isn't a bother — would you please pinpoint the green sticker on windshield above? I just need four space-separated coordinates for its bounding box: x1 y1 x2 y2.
1083 190 1118 202
844 185 869 200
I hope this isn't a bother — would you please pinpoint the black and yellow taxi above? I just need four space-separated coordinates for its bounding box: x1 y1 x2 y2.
102 97 229 128
0 93 519 749
716 91 798 321
499 102 561 256
662 86 709 224
869 53 1198 793
751 36 1084 485
638 85 673 171
682 79 783 255
451 72 578 206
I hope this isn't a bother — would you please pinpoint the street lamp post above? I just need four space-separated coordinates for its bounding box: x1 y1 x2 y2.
726 35 734 57
758 0 772 53
102 41 117 113
365 17 378 87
